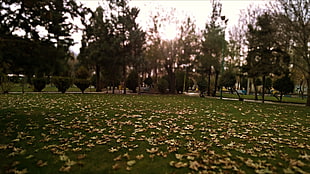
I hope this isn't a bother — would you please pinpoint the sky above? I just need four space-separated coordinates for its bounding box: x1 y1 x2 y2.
70 0 269 54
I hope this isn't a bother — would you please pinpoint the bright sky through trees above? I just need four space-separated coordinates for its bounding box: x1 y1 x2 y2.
70 0 268 54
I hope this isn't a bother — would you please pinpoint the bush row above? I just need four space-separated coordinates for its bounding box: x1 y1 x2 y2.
31 76 91 93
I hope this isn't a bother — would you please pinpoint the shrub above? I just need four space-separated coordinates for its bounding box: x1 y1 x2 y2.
219 71 236 89
52 76 72 93
273 75 294 101
144 77 153 87
74 79 90 93
197 78 207 97
74 66 91 93
126 70 139 93
157 78 169 94
32 77 46 92
0 75 13 94
75 66 90 79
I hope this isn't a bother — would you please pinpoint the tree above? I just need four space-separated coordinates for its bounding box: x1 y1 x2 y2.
244 13 290 103
79 6 117 92
144 13 162 85
110 0 146 94
0 0 89 77
272 0 310 106
273 74 295 102
200 1 228 97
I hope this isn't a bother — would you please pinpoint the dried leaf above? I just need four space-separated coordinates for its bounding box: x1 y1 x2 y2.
127 160 136 166
136 154 144 160
36 160 48 167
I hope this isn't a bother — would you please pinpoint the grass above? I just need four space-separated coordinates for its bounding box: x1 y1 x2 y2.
0 94 309 173
219 93 307 104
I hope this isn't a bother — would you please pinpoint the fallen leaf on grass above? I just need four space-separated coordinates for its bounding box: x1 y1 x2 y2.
169 161 188 168
127 160 136 166
189 160 203 171
136 154 144 160
59 154 69 161
123 153 130 160
77 154 86 160
299 153 310 161
175 154 183 160
112 162 121 170
114 155 122 161
146 147 158 153
36 160 48 167
7 168 28 174
25 155 34 159
59 166 71 172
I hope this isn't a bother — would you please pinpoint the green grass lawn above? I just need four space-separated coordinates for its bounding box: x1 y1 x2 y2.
219 93 307 104
0 94 309 173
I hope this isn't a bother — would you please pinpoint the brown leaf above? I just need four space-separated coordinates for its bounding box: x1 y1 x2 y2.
136 154 144 160
77 154 86 160
36 160 48 167
113 155 122 161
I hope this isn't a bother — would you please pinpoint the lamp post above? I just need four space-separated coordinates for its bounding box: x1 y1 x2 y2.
220 16 228 100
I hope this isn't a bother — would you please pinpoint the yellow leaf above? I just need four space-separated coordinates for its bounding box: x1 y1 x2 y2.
136 154 144 160
127 160 136 166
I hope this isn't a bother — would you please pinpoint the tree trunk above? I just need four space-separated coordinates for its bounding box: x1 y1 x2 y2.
262 75 265 103
254 77 258 100
112 81 115 94
168 70 176 94
123 65 126 94
95 64 101 92
212 71 219 97
299 80 304 100
306 78 310 106
207 68 211 96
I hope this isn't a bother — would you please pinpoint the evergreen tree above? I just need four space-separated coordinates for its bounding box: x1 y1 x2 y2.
0 0 89 77
244 13 290 102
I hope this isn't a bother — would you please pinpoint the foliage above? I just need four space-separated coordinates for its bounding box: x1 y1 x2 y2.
75 66 90 79
144 77 153 87
198 1 228 97
0 0 89 77
255 78 262 86
74 79 91 94
219 71 236 89
32 77 47 92
197 78 207 96
157 78 169 94
126 70 139 93
276 0 310 106
74 66 91 93
265 77 273 93
0 75 13 94
273 75 295 101
244 13 291 102
52 77 72 93
79 1 145 93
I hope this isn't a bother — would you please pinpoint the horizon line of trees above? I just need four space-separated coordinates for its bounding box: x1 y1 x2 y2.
0 0 309 106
